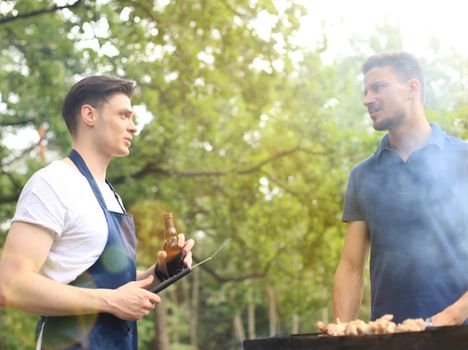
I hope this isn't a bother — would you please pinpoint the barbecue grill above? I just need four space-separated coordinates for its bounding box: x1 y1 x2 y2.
243 325 468 350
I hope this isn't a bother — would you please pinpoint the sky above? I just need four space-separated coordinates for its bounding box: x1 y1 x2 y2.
296 0 468 59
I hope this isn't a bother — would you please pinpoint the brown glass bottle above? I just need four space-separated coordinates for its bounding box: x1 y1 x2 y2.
163 212 182 264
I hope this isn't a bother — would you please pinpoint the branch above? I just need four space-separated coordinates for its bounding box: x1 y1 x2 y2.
114 145 312 183
0 193 20 205
0 136 47 204
237 146 302 175
1 168 21 191
259 169 309 203
220 1 249 21
0 117 35 127
1 136 44 168
130 0 158 22
0 0 83 25
195 245 287 283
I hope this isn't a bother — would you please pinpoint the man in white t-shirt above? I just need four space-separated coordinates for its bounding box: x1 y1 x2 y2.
0 76 195 349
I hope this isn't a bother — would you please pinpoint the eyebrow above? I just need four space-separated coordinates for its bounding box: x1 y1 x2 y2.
363 81 388 95
118 107 134 115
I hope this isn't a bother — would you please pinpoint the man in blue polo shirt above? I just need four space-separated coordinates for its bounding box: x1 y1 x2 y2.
333 52 468 325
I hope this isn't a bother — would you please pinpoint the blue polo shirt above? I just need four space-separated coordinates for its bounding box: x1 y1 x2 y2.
343 124 468 323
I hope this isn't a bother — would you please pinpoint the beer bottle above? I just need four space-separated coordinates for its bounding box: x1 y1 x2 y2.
163 212 178 250
163 212 184 274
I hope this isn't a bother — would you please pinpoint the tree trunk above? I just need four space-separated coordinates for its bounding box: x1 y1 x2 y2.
247 289 256 339
0 309 4 350
267 286 279 336
321 287 329 323
154 303 170 350
292 313 300 334
189 266 200 349
233 311 245 350
322 306 329 323
169 287 180 344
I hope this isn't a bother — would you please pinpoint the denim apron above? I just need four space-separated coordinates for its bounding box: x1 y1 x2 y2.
36 150 137 349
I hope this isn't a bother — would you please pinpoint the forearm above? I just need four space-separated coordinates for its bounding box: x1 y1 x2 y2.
0 271 112 316
333 263 364 322
452 291 468 321
432 291 468 325
0 222 159 319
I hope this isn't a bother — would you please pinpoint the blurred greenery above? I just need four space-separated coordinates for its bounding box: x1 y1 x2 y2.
1 1 468 349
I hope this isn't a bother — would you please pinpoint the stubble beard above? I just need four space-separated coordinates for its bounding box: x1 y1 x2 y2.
373 111 406 132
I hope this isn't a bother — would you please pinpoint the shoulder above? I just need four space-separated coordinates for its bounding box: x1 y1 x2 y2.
31 159 84 185
349 153 378 179
434 132 468 173
441 133 468 154
20 160 85 203
34 159 77 180
443 132 466 145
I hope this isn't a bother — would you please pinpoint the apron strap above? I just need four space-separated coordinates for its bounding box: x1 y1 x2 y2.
68 149 108 211
105 179 127 213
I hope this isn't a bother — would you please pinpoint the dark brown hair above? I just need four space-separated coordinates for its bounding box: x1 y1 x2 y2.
362 52 425 103
61 75 135 135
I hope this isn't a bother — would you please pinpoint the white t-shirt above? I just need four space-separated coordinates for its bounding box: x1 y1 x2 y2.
12 159 125 284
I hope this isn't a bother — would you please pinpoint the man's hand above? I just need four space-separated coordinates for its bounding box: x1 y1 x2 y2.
105 275 161 320
156 233 195 277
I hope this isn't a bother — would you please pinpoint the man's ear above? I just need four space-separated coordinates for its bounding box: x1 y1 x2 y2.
80 104 96 127
407 79 421 101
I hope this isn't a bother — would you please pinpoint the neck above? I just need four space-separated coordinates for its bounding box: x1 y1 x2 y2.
71 141 110 183
388 114 431 161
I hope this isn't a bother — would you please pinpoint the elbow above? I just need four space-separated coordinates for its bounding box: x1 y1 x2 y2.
333 262 364 290
333 262 348 285
0 268 12 307
0 278 7 307
0 293 5 308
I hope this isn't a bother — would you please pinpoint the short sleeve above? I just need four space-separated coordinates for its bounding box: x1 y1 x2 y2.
342 169 365 222
12 172 69 238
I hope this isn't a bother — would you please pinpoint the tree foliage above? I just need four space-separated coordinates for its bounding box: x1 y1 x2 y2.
1 1 468 349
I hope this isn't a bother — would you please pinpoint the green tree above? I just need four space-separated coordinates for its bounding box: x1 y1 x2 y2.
3 2 468 350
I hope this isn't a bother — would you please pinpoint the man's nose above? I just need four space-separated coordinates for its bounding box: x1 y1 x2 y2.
129 119 137 134
363 91 374 107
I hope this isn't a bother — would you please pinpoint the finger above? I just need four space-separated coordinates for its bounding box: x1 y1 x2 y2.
183 251 193 268
137 309 150 319
142 299 154 310
148 293 161 305
183 238 195 253
157 250 167 265
177 233 185 248
144 297 158 310
135 274 154 288
156 250 168 274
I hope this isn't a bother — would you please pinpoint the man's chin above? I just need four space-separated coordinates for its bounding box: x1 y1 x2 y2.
113 148 130 157
372 119 391 131
373 123 387 131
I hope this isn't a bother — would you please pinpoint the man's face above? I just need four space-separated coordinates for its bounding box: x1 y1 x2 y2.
363 66 411 131
94 93 137 157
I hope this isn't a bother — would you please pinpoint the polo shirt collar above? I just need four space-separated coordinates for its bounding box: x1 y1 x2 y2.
374 123 446 158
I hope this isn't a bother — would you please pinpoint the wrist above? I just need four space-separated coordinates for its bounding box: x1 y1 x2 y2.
95 288 116 314
452 300 468 324
440 304 463 325
154 264 169 282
